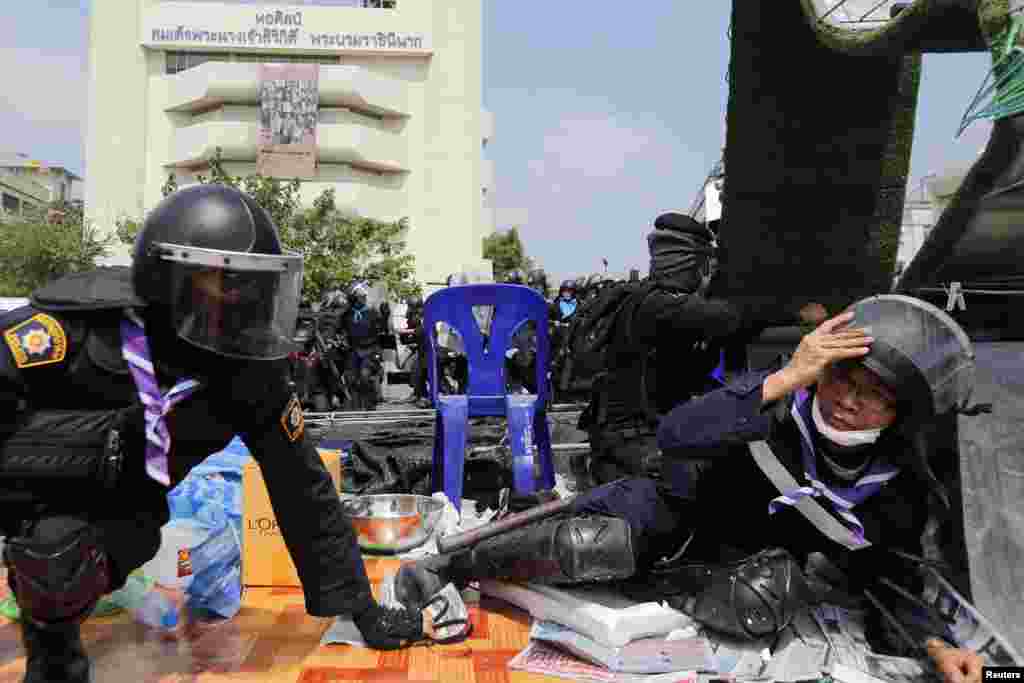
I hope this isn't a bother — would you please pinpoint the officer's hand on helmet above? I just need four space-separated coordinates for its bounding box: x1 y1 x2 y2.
926 639 983 683
769 312 873 397
353 602 429 650
798 302 828 326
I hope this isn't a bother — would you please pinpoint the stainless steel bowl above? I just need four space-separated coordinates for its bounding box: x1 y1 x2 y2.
340 494 446 554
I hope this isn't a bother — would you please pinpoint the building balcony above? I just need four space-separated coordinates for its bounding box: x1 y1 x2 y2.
164 62 409 118
167 107 408 172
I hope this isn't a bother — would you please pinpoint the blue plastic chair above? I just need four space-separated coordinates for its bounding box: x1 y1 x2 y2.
423 283 556 510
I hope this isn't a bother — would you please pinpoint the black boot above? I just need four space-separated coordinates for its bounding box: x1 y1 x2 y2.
20 620 91 683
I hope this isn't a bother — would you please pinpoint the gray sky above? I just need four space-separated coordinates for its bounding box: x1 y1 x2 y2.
1 1 997 276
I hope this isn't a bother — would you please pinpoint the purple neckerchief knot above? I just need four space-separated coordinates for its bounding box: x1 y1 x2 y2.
767 389 900 545
121 312 202 486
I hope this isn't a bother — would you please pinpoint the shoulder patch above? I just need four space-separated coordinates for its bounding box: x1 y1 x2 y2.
280 394 305 442
3 313 68 368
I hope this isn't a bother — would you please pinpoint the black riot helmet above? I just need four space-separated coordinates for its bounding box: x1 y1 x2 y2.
132 184 303 360
446 272 471 287
558 279 577 298
848 295 975 421
505 269 526 285
647 212 717 293
848 295 981 509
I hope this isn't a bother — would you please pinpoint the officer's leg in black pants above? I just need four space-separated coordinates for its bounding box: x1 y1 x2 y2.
4 478 166 683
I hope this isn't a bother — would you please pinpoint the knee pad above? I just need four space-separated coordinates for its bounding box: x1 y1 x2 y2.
4 518 111 627
469 514 636 585
553 515 636 583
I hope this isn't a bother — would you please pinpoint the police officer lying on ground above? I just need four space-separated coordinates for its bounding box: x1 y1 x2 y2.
0 186 430 683
396 296 987 683
579 212 827 486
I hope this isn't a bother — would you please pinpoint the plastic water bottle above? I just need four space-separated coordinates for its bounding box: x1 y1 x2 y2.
108 573 180 631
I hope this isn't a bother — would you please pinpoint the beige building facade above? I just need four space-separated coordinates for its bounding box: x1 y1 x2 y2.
0 171 50 219
86 0 493 284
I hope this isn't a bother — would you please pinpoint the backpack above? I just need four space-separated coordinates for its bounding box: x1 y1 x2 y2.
556 279 653 396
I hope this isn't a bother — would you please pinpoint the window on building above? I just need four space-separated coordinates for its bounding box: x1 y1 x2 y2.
166 52 224 75
168 51 341 74
250 53 341 64
2 193 20 215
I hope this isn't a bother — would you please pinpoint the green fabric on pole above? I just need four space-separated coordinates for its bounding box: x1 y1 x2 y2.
958 15 1024 135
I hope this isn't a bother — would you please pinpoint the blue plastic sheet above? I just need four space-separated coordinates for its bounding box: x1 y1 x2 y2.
166 436 249 619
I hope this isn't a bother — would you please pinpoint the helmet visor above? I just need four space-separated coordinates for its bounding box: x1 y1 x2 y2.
156 242 303 360
849 294 975 417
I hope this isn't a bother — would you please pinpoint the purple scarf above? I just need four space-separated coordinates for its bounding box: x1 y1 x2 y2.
767 390 900 544
121 313 202 486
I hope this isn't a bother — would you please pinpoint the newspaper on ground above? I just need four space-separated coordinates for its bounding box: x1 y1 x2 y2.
922 568 1023 666
758 610 830 682
508 640 699 683
529 620 716 674
810 605 937 683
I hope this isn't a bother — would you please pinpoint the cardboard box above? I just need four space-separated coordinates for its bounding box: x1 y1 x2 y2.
242 448 342 587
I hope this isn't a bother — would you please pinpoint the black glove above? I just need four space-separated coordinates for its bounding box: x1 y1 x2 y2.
353 602 424 650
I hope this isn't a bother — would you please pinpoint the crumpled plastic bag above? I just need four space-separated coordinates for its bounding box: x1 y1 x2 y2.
185 519 242 620
397 492 496 560
166 436 247 538
164 437 247 619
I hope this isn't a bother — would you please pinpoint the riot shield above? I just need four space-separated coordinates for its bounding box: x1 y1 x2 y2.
956 341 1024 656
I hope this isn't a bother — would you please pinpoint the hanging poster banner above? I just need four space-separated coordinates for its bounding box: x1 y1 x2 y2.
257 63 319 179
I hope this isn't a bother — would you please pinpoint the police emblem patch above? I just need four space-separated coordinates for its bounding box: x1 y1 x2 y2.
280 394 304 442
3 313 67 369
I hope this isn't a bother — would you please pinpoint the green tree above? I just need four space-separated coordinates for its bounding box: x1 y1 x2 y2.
0 202 114 297
118 150 421 303
482 227 533 282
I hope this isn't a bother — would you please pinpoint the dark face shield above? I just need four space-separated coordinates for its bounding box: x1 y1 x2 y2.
156 243 303 360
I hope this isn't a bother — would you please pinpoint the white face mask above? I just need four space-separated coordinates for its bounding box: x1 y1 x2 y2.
812 394 884 448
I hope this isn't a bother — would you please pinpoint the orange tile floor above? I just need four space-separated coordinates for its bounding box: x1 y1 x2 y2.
0 558 568 683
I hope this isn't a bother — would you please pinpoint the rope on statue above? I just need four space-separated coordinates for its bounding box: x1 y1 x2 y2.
958 14 1024 136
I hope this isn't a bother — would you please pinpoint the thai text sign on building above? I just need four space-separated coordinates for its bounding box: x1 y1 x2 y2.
141 3 431 54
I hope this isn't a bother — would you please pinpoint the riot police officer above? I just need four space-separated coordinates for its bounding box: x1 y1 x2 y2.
339 282 387 410
554 279 578 321
0 185 428 682
395 296 990 683
403 294 428 403
577 212 823 485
